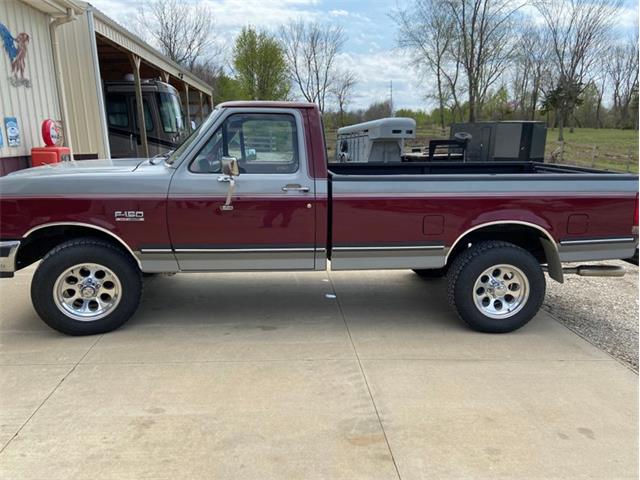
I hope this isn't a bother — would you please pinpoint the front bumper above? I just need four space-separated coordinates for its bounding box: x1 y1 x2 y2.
0 240 20 278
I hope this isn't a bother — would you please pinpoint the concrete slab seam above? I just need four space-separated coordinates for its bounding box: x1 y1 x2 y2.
0 334 105 455
327 272 403 480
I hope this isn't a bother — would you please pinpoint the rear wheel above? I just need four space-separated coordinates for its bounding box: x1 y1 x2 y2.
31 238 142 335
447 241 545 333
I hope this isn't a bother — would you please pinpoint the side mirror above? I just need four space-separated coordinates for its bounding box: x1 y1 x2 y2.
221 156 239 176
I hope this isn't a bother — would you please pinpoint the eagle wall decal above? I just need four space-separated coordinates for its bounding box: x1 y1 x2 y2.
0 22 31 88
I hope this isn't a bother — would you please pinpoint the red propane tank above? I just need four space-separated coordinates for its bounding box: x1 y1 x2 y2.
31 146 71 167
31 119 71 166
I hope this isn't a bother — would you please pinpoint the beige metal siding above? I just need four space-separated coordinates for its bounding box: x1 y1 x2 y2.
57 12 106 157
0 0 60 158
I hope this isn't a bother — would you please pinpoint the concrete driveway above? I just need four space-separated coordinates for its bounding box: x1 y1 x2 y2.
0 268 637 479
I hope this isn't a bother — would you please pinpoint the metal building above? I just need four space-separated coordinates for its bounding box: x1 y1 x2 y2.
0 0 213 175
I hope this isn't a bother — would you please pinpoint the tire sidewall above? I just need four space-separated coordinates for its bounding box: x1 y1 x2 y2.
31 242 141 335
452 246 545 333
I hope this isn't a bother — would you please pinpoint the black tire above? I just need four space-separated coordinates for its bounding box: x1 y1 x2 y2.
446 241 545 333
31 238 142 335
413 267 448 279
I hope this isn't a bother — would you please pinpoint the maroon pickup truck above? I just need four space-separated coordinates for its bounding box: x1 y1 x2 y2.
1 101 638 335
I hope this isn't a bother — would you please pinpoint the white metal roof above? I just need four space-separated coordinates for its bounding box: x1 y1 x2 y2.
21 0 86 15
338 117 416 139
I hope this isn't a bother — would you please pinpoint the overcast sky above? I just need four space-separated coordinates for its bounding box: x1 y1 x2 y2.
89 0 639 112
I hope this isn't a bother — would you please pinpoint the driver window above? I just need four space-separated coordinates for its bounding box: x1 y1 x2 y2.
190 112 299 174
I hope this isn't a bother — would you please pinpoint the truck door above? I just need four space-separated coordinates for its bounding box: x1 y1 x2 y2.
167 108 316 270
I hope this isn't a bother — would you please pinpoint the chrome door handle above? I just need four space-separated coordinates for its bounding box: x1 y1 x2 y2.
282 184 310 192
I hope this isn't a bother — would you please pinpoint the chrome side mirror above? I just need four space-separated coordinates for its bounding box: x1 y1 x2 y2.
221 156 239 176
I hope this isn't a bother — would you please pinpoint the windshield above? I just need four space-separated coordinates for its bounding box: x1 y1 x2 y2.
166 109 220 165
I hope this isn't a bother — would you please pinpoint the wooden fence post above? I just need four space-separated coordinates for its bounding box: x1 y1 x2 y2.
590 144 598 168
626 147 632 173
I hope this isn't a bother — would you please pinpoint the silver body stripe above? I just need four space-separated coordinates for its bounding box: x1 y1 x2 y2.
333 245 444 251
560 238 636 245
174 248 315 253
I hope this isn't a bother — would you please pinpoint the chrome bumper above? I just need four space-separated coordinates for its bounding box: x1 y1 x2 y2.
0 240 20 278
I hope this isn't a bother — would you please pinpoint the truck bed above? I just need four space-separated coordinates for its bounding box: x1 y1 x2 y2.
328 161 628 176
327 160 638 271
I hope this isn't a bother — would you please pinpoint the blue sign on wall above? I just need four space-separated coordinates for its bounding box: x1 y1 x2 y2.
4 117 20 147
0 126 3 147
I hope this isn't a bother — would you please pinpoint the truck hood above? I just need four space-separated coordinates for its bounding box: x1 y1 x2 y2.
0 158 173 197
5 158 147 178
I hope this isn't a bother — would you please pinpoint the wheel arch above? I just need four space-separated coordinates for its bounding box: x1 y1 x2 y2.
16 222 141 271
445 221 563 283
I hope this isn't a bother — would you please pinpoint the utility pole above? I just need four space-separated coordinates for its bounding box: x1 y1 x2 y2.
389 80 394 117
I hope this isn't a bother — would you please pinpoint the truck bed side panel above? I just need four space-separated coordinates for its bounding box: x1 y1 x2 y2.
330 174 638 269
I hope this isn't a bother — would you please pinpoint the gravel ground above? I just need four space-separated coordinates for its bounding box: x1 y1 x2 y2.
543 259 639 372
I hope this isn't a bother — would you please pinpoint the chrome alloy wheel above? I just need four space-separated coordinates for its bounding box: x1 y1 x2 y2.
53 263 122 321
472 264 530 319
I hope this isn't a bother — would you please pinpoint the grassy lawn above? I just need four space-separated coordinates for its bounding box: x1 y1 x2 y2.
545 128 638 173
325 125 638 173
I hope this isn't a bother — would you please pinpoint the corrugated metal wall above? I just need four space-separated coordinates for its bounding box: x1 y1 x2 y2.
0 0 60 159
57 12 106 158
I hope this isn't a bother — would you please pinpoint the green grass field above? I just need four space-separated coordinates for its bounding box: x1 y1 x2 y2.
545 128 638 173
325 126 639 173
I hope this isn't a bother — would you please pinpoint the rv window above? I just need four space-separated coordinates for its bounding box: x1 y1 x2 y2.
158 92 185 134
132 99 154 132
106 94 128 128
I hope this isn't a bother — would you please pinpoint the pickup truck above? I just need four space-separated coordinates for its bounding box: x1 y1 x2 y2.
1 101 638 336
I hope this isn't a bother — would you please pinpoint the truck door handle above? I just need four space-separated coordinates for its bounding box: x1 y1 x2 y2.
282 184 310 192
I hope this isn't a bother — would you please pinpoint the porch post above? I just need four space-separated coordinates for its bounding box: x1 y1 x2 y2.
183 83 191 132
129 53 148 158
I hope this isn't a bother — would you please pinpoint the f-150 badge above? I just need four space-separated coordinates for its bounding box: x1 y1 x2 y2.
115 211 144 222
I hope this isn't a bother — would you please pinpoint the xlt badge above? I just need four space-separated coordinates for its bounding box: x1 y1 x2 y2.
115 211 144 222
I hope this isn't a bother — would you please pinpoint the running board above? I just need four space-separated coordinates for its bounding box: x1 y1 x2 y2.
544 265 626 277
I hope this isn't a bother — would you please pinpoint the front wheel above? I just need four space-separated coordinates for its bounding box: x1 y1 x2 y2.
447 241 545 333
31 238 142 335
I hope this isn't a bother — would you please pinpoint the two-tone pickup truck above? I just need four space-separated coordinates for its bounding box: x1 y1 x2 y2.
1 101 638 335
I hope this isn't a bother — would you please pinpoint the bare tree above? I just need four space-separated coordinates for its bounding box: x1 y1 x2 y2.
444 0 521 122
393 0 456 131
606 32 639 129
534 0 622 140
134 0 216 70
511 24 552 120
331 70 357 127
280 21 346 113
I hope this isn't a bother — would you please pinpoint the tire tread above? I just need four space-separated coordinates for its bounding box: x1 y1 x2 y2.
446 240 544 332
